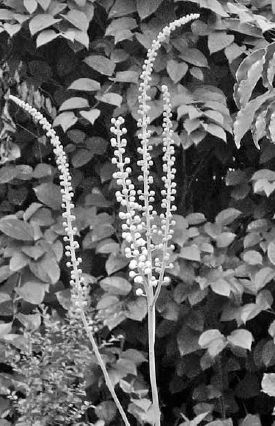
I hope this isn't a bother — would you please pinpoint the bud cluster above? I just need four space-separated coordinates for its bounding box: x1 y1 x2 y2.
111 14 199 297
9 95 89 317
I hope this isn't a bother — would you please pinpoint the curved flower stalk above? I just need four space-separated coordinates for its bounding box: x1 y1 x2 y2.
8 95 131 426
111 13 199 426
136 15 199 291
112 12 200 304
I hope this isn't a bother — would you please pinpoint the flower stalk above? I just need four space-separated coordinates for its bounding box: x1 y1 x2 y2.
8 94 131 426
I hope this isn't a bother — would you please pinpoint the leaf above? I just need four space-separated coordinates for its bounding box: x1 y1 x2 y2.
106 17 137 37
254 267 275 291
200 0 228 17
68 78 100 91
36 0 51 10
179 48 208 67
252 169 275 181
36 29 58 47
215 208 241 226
240 303 262 324
109 0 136 19
96 93 122 107
10 251 29 271
29 14 60 35
0 218 34 241
71 29 89 48
34 182 61 210
254 182 271 198
136 0 163 19
59 97 89 111
253 108 270 148
247 219 269 233
72 149 93 168
268 106 275 142
190 67 204 81
177 325 200 356
0 293 11 304
30 255 60 284
186 212 206 225
114 70 139 83
198 329 227 357
203 122 226 141
268 241 275 265
269 319 275 340
0 9 14 19
234 91 275 149
80 109 101 125
16 280 46 304
82 137 108 155
0 322 12 338
0 166 18 184
253 179 275 197
22 245 45 260
0 266 12 283
97 295 126 329
84 55 115 76
256 289 273 311
167 60 188 83
204 110 225 126
240 414 261 426
243 250 263 265
208 32 234 54
234 49 265 108
53 111 78 132
67 129 86 144
100 276 132 296
97 294 119 311
4 23 20 36
106 253 128 275
126 297 147 321
225 43 246 63
216 232 236 248
211 279 231 297
56 288 71 310
262 340 275 366
24 0 37 14
99 162 116 183
180 245 200 261
262 373 275 396
61 10 89 32
227 329 253 350
262 42 275 89
96 239 119 255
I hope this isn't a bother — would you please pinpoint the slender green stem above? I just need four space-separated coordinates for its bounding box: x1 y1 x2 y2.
147 287 161 426
80 311 131 426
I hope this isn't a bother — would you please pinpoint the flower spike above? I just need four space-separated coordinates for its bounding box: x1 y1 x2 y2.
111 13 199 296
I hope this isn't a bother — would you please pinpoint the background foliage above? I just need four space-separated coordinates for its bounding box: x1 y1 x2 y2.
2 0 275 424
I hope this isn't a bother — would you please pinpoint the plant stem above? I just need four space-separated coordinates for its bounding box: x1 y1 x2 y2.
80 311 131 426
147 286 161 426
